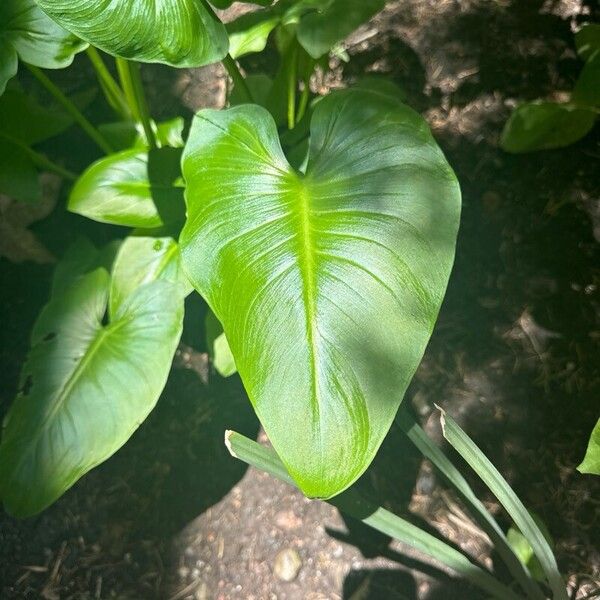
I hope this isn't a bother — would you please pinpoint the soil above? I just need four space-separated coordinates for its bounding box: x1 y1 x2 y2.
1 0 599 599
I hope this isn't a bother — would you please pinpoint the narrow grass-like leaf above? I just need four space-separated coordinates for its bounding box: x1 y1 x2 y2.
226 430 521 600
396 410 545 600
438 407 567 600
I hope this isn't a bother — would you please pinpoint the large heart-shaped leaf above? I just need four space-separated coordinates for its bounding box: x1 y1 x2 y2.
0 0 86 94
68 147 184 228
35 0 228 67
0 264 184 517
180 89 461 498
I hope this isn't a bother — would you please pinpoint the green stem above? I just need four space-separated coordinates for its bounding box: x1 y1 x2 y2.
296 77 310 125
222 55 253 104
287 45 298 130
86 47 130 119
26 64 113 155
115 58 157 149
0 133 77 180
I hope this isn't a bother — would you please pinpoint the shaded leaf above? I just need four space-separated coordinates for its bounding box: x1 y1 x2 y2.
69 147 184 228
229 73 273 107
573 53 600 108
575 23 600 62
0 176 59 263
578 418 600 475
180 89 461 498
36 0 228 67
0 138 40 203
500 102 596 153
0 265 184 517
0 0 86 94
296 0 386 58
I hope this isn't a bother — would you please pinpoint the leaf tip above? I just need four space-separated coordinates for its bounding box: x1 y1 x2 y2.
434 403 447 436
224 430 238 458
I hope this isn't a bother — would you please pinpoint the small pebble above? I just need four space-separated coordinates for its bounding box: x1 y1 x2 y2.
273 548 302 582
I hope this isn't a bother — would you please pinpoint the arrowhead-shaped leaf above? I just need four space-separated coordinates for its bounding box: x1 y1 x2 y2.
35 0 228 67
0 253 184 517
68 147 184 228
180 89 461 498
0 0 86 94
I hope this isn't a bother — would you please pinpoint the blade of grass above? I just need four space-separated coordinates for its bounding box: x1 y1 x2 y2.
396 410 545 600
225 430 522 600
437 406 567 600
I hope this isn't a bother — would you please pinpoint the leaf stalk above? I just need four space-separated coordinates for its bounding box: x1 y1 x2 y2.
26 64 114 155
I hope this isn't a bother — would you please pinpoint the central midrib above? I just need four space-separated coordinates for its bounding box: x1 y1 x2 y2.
294 176 321 424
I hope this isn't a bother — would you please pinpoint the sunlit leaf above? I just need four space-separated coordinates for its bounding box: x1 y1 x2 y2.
0 265 184 517
500 102 596 153
36 0 228 67
99 117 186 152
227 9 280 59
0 0 86 94
68 147 184 228
109 235 192 317
181 89 461 498
206 310 237 377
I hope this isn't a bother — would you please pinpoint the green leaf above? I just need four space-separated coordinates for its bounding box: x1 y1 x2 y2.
109 235 192 317
575 23 600 62
0 139 40 202
500 102 596 153
507 513 554 583
0 88 71 145
99 117 186 152
180 89 461 498
226 431 521 600
51 237 121 295
211 0 273 7
0 267 184 517
0 45 18 97
0 0 86 94
295 0 386 58
578 418 600 475
439 408 568 600
229 74 273 107
206 310 237 377
35 0 228 67
227 9 280 59
397 410 545 600
573 53 600 108
68 147 184 228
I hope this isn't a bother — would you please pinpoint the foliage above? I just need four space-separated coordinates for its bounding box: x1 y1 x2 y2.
0 2 584 597
577 418 600 476
501 23 599 152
